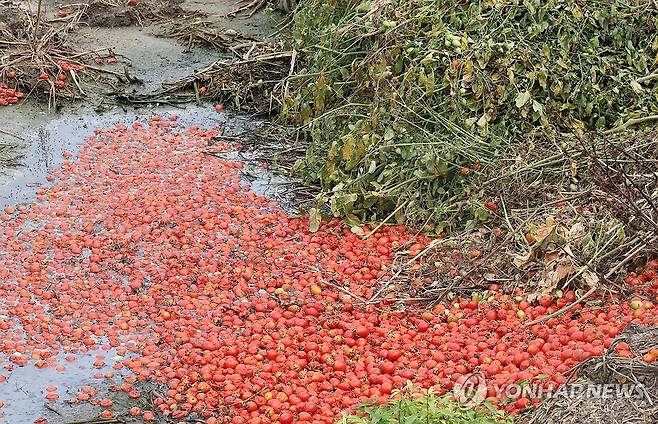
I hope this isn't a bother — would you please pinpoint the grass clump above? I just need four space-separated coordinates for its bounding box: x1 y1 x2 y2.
338 391 512 424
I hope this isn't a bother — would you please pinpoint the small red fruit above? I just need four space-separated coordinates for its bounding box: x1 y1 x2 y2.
279 412 293 424
387 349 402 361
380 361 396 375
355 325 369 338
485 201 498 212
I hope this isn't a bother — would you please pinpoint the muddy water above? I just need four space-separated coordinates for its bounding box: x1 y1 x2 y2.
74 25 228 95
0 102 293 209
1 347 130 424
0 103 227 208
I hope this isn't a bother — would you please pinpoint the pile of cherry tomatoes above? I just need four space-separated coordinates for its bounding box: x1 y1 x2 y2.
0 81 24 107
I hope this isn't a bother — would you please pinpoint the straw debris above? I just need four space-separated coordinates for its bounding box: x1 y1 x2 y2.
528 324 658 424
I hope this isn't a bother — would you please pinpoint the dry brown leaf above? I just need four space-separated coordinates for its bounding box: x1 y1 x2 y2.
535 219 557 244
513 251 533 268
513 219 559 268
582 269 600 287
542 249 577 291
568 222 586 240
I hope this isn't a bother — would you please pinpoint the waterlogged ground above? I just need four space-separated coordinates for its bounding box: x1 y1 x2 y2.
0 109 657 424
0 105 296 423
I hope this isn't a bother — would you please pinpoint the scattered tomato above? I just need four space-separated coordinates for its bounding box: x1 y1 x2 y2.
0 83 23 107
485 200 498 211
0 117 653 424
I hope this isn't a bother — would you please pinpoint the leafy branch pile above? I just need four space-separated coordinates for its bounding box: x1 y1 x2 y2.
283 0 658 232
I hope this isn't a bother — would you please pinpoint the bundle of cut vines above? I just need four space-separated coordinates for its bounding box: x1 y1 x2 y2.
0 2 113 108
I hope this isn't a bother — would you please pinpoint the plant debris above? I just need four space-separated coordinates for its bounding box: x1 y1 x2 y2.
65 0 188 28
527 324 658 424
113 43 292 114
0 1 124 108
162 19 259 54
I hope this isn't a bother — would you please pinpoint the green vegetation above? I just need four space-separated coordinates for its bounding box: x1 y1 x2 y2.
283 0 658 232
338 391 512 424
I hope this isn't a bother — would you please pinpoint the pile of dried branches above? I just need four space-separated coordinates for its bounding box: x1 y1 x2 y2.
369 129 658 306
114 43 293 115
226 0 298 17
0 1 118 108
581 130 658 276
528 324 658 424
163 19 258 54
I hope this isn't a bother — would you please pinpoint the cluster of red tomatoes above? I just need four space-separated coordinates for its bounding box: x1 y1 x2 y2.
36 62 85 90
0 116 656 423
0 82 24 106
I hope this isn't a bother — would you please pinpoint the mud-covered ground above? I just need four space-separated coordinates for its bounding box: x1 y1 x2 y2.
0 0 287 189
0 1 288 422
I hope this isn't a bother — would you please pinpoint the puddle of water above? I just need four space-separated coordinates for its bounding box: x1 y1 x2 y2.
0 104 295 211
0 347 135 424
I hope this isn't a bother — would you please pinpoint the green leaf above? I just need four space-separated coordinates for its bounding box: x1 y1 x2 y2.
350 225 365 236
572 5 583 20
309 208 321 233
515 90 531 108
630 80 643 94
384 128 395 141
474 207 490 222
436 158 449 175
